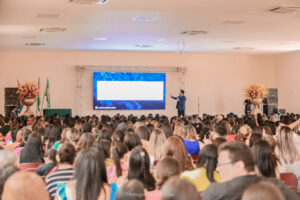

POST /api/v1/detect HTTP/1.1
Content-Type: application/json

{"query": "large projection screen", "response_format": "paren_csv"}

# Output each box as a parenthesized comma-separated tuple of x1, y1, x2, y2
(93, 72, 166, 110)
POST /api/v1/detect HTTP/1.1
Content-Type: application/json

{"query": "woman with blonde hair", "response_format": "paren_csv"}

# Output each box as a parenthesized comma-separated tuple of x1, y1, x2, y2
(182, 125, 201, 155)
(149, 128, 166, 161)
(276, 126, 300, 173)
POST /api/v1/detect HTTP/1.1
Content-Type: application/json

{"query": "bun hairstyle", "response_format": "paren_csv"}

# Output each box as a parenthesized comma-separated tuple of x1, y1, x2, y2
(112, 143, 128, 177)
(58, 143, 76, 164)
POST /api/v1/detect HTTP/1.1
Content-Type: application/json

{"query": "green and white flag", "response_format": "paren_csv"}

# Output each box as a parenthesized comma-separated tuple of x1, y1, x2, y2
(45, 78, 50, 108)
(37, 77, 41, 111)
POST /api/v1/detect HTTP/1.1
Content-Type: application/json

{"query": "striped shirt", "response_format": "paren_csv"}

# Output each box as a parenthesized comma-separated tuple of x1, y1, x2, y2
(45, 168, 74, 200)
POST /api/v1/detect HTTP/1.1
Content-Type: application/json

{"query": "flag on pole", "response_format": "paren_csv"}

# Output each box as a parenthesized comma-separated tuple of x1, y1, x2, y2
(37, 77, 41, 111)
(44, 78, 50, 108)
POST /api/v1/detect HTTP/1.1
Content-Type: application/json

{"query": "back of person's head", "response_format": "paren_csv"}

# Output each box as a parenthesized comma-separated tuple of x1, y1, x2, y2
(214, 123, 228, 137)
(149, 128, 166, 161)
(0, 164, 20, 198)
(2, 171, 49, 200)
(99, 128, 112, 142)
(161, 177, 201, 200)
(45, 149, 57, 165)
(128, 146, 156, 191)
(158, 124, 173, 138)
(0, 149, 19, 169)
(65, 127, 80, 145)
(197, 144, 218, 183)
(212, 137, 227, 147)
(124, 133, 142, 151)
(94, 139, 111, 159)
(112, 143, 129, 177)
(156, 157, 181, 189)
(116, 180, 145, 200)
(249, 133, 263, 147)
(163, 136, 194, 172)
(277, 126, 299, 164)
(57, 142, 76, 164)
(137, 126, 151, 141)
(112, 129, 125, 143)
(182, 125, 198, 140)
(75, 148, 107, 200)
(252, 126, 263, 135)
(241, 181, 284, 200)
(20, 132, 44, 163)
(219, 142, 255, 172)
(76, 132, 96, 152)
(82, 122, 92, 133)
(252, 140, 277, 177)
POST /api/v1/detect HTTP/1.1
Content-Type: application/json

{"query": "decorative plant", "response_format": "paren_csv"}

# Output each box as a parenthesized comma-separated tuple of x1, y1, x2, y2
(17, 81, 39, 100)
(245, 83, 268, 99)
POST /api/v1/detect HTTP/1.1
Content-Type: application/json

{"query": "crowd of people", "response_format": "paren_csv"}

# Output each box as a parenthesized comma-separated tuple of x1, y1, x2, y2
(0, 112, 299, 200)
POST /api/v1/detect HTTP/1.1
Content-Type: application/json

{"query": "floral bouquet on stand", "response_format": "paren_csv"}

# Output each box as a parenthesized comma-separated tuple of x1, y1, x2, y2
(17, 81, 39, 116)
(245, 83, 268, 114)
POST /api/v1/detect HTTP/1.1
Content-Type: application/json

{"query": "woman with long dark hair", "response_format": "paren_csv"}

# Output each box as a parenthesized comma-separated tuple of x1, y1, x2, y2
(55, 148, 117, 200)
(252, 140, 278, 177)
(181, 144, 220, 191)
(128, 146, 156, 191)
(19, 132, 44, 163)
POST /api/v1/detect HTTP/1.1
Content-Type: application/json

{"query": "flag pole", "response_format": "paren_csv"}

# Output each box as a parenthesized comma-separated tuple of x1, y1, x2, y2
(40, 79, 46, 116)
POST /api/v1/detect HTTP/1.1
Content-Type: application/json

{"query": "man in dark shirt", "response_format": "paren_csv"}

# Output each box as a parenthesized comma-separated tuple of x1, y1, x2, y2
(0, 117, 11, 136)
(202, 142, 298, 200)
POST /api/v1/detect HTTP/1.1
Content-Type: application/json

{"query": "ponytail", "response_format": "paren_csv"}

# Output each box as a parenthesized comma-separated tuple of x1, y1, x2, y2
(112, 143, 128, 177)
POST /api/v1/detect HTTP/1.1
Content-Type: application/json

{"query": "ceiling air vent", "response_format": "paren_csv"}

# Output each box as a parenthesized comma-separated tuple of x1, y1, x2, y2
(135, 44, 155, 48)
(234, 47, 254, 51)
(40, 28, 66, 32)
(25, 43, 46, 46)
(181, 30, 208, 35)
(69, 0, 109, 4)
(268, 6, 300, 14)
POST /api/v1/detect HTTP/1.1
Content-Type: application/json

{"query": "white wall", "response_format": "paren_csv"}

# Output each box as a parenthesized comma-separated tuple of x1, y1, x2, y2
(273, 51, 300, 113)
(0, 49, 275, 117)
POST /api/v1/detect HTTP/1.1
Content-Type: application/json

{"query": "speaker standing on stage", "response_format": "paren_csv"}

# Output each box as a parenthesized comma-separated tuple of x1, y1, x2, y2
(170, 90, 186, 117)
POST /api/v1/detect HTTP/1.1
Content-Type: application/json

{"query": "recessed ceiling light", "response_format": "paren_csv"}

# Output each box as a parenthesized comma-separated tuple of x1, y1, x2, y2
(40, 28, 66, 32)
(93, 37, 108, 41)
(68, 0, 110, 4)
(268, 5, 300, 14)
(132, 17, 157, 22)
(157, 39, 167, 42)
(135, 44, 155, 48)
(234, 47, 254, 50)
(181, 30, 208, 35)
(25, 43, 46, 46)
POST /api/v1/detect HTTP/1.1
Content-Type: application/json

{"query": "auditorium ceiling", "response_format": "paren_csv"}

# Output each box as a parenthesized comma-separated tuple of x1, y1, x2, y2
(0, 0, 300, 53)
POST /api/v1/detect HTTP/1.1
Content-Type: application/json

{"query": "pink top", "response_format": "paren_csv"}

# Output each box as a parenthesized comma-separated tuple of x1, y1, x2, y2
(5, 135, 12, 145)
(15, 146, 24, 155)
(145, 189, 161, 200)
(227, 135, 236, 142)
(107, 163, 129, 184)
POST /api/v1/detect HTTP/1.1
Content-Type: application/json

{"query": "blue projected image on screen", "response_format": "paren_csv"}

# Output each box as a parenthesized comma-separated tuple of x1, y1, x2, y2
(93, 72, 166, 110)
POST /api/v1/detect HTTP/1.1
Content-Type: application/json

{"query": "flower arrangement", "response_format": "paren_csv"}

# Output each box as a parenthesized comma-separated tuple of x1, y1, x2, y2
(17, 81, 39, 100)
(245, 83, 268, 99)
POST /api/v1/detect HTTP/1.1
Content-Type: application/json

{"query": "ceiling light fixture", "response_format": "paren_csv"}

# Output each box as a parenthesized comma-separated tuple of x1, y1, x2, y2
(25, 43, 46, 46)
(40, 28, 66, 32)
(132, 17, 157, 22)
(93, 37, 108, 41)
(181, 30, 208, 35)
(68, 0, 110, 4)
(135, 44, 155, 48)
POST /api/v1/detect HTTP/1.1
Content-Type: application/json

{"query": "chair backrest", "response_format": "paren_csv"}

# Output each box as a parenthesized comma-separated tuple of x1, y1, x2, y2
(280, 173, 298, 192)
(19, 163, 43, 172)
(190, 154, 199, 165)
